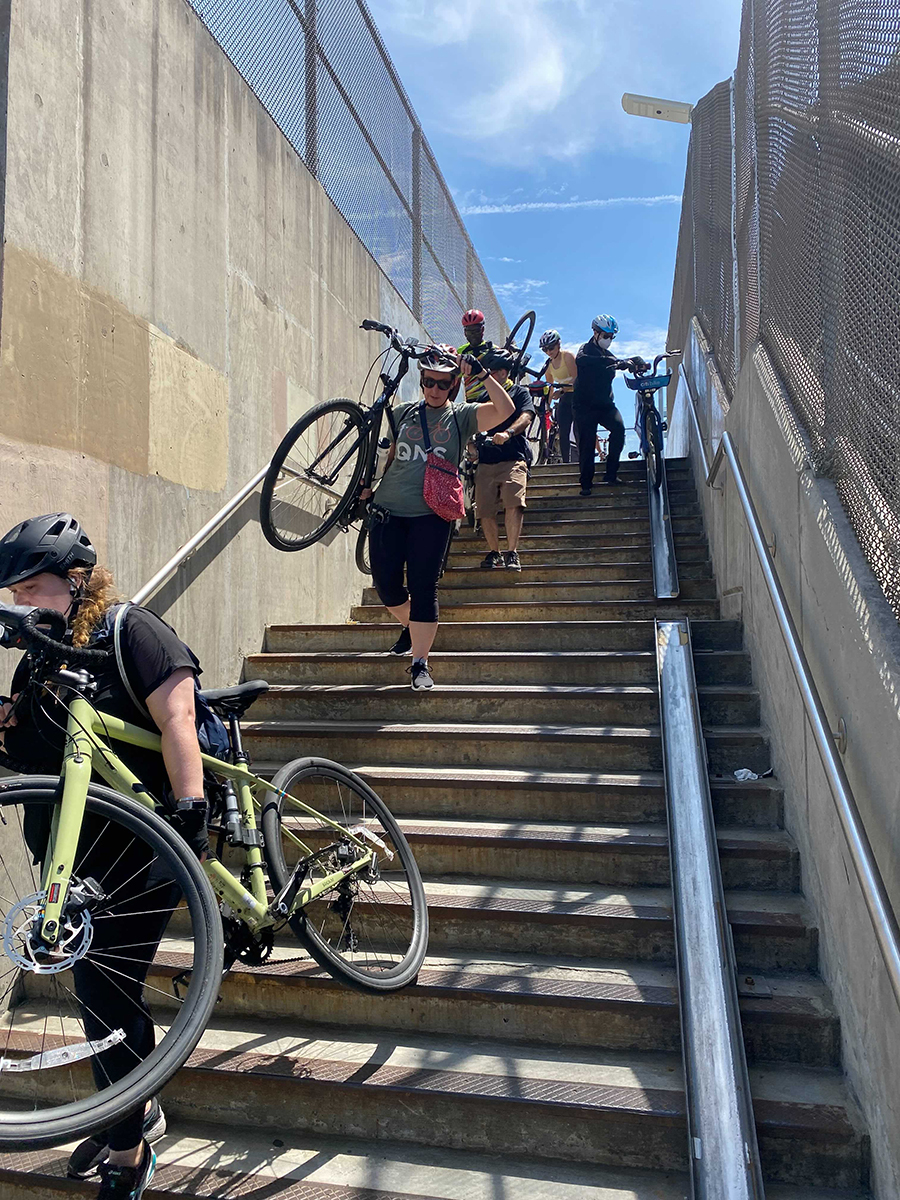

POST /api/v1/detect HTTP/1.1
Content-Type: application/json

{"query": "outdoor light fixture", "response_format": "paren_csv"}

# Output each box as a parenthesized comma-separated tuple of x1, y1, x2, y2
(622, 93, 693, 124)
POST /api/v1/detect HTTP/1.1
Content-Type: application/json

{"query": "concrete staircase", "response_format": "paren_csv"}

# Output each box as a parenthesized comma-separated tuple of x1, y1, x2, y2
(3, 459, 871, 1199)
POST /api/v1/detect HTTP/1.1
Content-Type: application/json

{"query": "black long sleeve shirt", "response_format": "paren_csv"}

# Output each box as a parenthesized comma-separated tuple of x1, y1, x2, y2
(573, 339, 630, 409)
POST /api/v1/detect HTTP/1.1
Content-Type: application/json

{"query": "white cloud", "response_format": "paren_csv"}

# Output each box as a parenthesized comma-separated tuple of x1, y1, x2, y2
(493, 278, 549, 304)
(488, 255, 523, 263)
(460, 194, 681, 216)
(369, 0, 742, 165)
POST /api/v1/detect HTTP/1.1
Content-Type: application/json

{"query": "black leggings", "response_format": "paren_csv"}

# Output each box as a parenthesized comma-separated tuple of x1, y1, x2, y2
(556, 395, 575, 464)
(574, 402, 626, 488)
(71, 820, 180, 1151)
(369, 511, 452, 624)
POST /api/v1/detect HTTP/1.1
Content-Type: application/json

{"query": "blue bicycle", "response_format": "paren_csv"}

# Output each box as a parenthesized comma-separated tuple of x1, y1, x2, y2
(625, 351, 680, 491)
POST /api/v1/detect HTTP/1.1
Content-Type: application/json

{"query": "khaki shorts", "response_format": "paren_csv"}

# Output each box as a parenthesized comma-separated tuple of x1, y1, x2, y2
(475, 460, 528, 519)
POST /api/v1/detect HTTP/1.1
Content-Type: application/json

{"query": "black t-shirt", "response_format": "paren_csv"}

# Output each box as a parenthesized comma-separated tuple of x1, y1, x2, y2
(4, 606, 200, 804)
(476, 384, 535, 464)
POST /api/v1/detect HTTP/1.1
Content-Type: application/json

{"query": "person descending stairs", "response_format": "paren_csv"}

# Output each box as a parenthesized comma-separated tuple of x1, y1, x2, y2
(4, 458, 871, 1199)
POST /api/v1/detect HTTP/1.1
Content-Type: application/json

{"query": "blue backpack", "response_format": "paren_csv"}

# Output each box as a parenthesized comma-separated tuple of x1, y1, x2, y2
(99, 603, 230, 760)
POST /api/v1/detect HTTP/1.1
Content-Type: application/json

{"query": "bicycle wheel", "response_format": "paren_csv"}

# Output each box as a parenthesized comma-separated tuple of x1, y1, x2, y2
(0, 777, 223, 1150)
(644, 409, 664, 491)
(355, 514, 372, 575)
(260, 400, 369, 552)
(262, 759, 428, 993)
(504, 310, 536, 378)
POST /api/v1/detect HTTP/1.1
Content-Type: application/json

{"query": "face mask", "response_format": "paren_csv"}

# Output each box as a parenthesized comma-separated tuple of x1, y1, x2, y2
(596, 335, 613, 350)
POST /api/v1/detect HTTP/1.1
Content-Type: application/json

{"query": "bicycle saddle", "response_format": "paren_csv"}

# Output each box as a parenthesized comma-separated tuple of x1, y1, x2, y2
(199, 679, 269, 718)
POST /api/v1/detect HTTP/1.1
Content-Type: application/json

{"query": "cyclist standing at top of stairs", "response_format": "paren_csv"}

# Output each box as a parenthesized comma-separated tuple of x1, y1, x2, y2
(541, 329, 578, 464)
(458, 308, 496, 403)
(573, 314, 647, 495)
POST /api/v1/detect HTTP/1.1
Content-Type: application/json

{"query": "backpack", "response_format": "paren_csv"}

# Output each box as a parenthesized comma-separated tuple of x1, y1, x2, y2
(97, 603, 231, 760)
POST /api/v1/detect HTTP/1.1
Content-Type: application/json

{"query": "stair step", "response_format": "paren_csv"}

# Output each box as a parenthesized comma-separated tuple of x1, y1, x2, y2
(264, 619, 743, 654)
(361, 580, 717, 606)
(441, 560, 712, 583)
(304, 764, 782, 827)
(275, 815, 794, 890)
(0, 1125, 701, 1200)
(253, 682, 759, 727)
(350, 599, 720, 623)
(1, 1019, 861, 1186)
(446, 540, 710, 565)
(240, 719, 771, 774)
(456, 514, 702, 538)
(246, 648, 752, 687)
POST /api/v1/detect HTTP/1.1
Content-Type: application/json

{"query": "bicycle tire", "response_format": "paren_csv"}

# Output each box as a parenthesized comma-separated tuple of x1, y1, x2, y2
(355, 515, 372, 575)
(0, 777, 223, 1150)
(262, 758, 428, 993)
(645, 409, 663, 491)
(504, 310, 536, 378)
(260, 400, 369, 552)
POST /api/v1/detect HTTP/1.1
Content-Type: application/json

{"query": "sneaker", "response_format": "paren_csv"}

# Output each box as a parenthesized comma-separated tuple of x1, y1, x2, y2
(409, 659, 434, 690)
(68, 1099, 166, 1181)
(480, 550, 504, 568)
(579, 488, 592, 497)
(503, 550, 521, 571)
(97, 1141, 156, 1200)
(388, 626, 412, 656)
(602, 476, 623, 486)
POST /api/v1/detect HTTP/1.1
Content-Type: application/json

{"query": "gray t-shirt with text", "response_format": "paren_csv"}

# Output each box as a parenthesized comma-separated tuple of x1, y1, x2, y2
(373, 400, 480, 518)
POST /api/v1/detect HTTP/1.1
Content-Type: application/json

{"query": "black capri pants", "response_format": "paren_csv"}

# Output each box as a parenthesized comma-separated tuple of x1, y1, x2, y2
(369, 511, 452, 623)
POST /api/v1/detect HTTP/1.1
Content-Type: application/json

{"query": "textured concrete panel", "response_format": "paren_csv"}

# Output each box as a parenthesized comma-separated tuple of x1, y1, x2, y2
(148, 329, 228, 491)
(0, 246, 150, 473)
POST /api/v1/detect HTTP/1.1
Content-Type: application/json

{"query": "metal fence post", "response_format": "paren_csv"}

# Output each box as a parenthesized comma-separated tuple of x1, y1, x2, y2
(304, 0, 318, 179)
(412, 126, 422, 323)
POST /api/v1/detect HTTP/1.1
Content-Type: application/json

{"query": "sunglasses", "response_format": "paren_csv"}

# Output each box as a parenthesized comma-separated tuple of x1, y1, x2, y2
(422, 376, 455, 391)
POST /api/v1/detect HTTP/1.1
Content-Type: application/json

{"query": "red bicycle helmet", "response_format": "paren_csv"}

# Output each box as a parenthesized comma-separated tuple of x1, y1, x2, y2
(462, 309, 485, 328)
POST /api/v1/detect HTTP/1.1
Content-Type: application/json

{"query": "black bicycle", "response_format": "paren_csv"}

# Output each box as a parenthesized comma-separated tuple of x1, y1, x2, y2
(624, 351, 681, 490)
(260, 314, 537, 572)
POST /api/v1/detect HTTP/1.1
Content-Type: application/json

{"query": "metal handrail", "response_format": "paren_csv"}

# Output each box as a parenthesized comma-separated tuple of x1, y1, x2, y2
(688, 399, 900, 1010)
(131, 466, 269, 607)
(657, 618, 764, 1198)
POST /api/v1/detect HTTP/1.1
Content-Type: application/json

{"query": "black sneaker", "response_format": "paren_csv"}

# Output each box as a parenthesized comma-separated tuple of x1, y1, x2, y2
(68, 1099, 166, 1180)
(97, 1141, 156, 1200)
(388, 626, 412, 656)
(579, 487, 592, 497)
(503, 550, 521, 571)
(480, 550, 504, 568)
(409, 659, 434, 690)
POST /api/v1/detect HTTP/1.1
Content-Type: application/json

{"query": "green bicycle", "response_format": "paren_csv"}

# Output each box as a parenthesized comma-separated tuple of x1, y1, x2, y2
(0, 602, 428, 1150)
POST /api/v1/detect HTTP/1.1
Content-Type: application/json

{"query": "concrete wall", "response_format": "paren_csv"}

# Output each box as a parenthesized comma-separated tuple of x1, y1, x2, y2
(0, 0, 431, 688)
(669, 320, 900, 1197)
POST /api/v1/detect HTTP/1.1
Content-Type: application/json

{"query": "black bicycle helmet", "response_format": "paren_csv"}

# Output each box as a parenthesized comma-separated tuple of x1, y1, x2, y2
(0, 513, 97, 589)
(479, 346, 516, 373)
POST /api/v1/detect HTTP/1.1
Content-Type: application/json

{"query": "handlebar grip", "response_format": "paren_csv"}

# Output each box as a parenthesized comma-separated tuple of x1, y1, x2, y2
(360, 319, 395, 337)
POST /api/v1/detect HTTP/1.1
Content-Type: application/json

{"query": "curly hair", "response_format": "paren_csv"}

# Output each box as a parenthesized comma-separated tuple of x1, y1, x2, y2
(68, 566, 122, 647)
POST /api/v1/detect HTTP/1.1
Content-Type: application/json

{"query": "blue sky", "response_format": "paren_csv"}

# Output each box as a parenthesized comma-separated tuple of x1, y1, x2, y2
(367, 0, 743, 377)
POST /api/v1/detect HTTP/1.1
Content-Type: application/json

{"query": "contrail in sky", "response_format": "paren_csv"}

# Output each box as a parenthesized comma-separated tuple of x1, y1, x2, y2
(459, 194, 682, 215)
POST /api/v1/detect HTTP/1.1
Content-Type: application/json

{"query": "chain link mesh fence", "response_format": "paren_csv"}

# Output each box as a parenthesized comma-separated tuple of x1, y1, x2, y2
(669, 0, 900, 621)
(187, 0, 507, 346)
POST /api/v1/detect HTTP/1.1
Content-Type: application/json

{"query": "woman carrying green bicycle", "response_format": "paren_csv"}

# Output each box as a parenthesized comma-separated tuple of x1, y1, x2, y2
(0, 513, 209, 1200)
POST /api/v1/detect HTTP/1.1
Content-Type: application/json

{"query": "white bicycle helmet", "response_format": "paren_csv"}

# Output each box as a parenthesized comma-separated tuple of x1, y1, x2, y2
(539, 329, 561, 351)
(591, 314, 618, 337)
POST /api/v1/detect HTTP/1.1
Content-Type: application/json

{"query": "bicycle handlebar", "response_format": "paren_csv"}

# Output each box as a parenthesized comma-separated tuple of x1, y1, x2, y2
(361, 319, 432, 360)
(0, 602, 111, 664)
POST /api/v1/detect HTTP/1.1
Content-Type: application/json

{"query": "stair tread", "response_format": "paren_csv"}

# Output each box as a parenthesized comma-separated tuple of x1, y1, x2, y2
(260, 682, 757, 698)
(243, 718, 764, 736)
(249, 649, 742, 662)
(0, 1125, 701, 1200)
(282, 813, 792, 855)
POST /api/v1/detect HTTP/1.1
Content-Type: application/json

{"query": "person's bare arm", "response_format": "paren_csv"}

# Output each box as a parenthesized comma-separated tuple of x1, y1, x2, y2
(474, 374, 515, 431)
(145, 668, 204, 800)
(491, 411, 532, 445)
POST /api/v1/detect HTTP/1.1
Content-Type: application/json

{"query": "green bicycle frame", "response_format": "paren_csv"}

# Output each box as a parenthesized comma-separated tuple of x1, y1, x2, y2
(37, 694, 374, 945)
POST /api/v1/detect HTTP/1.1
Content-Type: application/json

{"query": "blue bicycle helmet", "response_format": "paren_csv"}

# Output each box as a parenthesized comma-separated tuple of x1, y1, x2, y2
(591, 314, 618, 337)
(539, 329, 561, 351)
